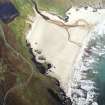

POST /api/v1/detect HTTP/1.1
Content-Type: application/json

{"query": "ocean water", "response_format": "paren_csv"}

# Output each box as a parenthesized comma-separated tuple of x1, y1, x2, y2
(69, 22, 105, 105)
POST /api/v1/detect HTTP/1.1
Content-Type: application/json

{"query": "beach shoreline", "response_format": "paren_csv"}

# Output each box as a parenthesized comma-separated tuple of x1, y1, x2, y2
(26, 7, 93, 93)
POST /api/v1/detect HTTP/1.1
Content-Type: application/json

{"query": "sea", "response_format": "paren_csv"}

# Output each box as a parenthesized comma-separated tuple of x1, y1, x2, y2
(68, 21, 105, 105)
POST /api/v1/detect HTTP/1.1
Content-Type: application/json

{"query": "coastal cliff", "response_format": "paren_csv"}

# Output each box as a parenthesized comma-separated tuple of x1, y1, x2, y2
(1, 0, 105, 105)
(0, 0, 72, 105)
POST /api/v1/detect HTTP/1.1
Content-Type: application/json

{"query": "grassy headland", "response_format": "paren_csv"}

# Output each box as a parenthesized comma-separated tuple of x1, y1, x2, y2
(0, 0, 72, 105)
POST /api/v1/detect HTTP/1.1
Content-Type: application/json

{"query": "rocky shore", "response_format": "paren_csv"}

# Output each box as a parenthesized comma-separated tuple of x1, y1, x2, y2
(26, 41, 72, 105)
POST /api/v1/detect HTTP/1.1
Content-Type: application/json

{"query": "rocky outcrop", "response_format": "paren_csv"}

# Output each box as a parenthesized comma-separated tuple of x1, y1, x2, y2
(26, 42, 72, 105)
(0, 1, 73, 105)
(0, 22, 72, 105)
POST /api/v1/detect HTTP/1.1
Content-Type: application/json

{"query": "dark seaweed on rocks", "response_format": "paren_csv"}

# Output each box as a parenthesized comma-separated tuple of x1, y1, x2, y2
(26, 42, 52, 74)
(48, 88, 72, 105)
(26, 42, 72, 105)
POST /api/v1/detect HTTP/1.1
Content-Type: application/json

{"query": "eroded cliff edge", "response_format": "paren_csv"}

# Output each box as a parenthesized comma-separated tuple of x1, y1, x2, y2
(0, 0, 72, 105)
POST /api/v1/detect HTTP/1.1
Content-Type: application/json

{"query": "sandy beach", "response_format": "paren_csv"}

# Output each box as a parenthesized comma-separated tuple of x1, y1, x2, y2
(26, 6, 105, 93)
(26, 10, 91, 92)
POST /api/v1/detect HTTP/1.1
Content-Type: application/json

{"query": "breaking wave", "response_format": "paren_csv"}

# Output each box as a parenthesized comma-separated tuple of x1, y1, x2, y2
(68, 21, 105, 105)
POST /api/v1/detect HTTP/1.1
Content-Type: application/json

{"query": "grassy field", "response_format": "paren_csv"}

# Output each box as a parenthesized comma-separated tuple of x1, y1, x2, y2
(1, 0, 105, 105)
(0, 0, 67, 105)
(36, 0, 72, 15)
(36, 0, 105, 15)
(8, 0, 34, 61)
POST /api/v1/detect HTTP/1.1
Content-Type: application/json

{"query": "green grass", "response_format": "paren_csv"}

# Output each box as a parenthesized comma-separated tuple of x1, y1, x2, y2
(0, 1, 69, 104)
(36, 0, 72, 16)
(9, 0, 34, 60)
(9, 0, 72, 59)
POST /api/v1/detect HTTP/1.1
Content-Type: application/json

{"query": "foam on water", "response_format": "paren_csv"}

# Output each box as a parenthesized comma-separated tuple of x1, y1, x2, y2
(67, 21, 105, 105)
